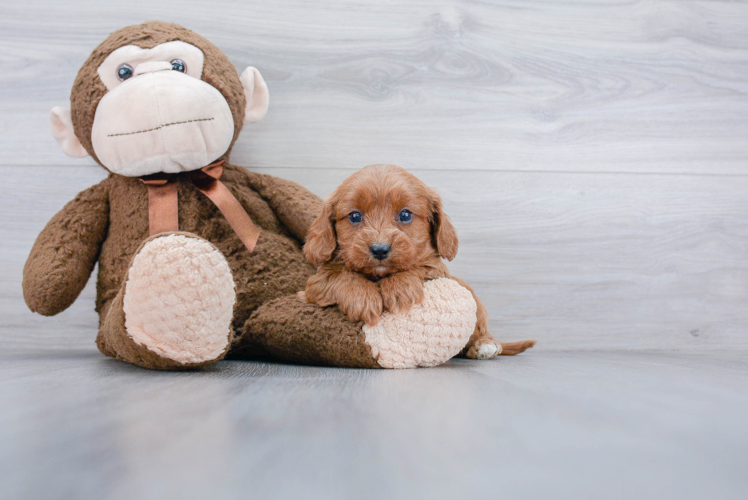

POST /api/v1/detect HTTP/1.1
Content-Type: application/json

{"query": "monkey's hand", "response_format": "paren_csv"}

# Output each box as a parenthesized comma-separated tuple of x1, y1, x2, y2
(23, 181, 110, 316)
(379, 271, 426, 315)
(304, 267, 383, 325)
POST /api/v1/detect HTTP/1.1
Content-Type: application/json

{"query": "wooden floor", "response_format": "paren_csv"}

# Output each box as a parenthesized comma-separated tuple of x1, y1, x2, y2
(1, 350, 747, 500)
(2, 1, 748, 498)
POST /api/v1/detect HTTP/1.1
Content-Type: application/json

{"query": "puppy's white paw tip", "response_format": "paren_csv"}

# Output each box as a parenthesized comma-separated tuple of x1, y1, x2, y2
(477, 343, 500, 360)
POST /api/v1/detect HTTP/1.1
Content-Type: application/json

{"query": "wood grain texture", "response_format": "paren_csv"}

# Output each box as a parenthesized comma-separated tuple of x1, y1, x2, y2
(1, 351, 747, 500)
(3, 165, 747, 351)
(0, 0, 747, 173)
(1, 0, 748, 352)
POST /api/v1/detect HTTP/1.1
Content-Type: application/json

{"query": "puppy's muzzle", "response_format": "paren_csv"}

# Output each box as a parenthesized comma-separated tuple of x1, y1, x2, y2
(369, 243, 391, 261)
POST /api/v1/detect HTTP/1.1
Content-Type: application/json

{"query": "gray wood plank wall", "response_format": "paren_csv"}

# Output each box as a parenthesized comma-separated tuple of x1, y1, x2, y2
(1, 0, 747, 351)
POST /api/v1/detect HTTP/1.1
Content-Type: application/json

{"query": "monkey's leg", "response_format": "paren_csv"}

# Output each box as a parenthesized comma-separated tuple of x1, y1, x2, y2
(231, 278, 477, 369)
(96, 232, 235, 370)
(230, 293, 379, 368)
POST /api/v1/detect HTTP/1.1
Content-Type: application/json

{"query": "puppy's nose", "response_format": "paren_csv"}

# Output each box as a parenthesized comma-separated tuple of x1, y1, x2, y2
(370, 243, 391, 261)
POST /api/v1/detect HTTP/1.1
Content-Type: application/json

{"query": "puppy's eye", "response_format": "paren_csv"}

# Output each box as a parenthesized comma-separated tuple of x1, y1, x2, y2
(348, 211, 363, 224)
(117, 64, 134, 81)
(170, 59, 186, 72)
(398, 209, 413, 223)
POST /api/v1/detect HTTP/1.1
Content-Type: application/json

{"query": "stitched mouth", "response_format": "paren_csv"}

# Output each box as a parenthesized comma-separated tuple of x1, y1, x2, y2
(108, 117, 215, 137)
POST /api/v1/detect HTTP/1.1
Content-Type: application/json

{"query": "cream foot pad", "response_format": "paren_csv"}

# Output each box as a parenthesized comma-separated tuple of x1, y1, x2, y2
(123, 234, 235, 364)
(363, 278, 477, 368)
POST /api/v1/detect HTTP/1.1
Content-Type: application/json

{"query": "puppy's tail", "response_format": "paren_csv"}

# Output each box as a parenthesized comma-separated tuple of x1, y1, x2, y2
(499, 340, 537, 355)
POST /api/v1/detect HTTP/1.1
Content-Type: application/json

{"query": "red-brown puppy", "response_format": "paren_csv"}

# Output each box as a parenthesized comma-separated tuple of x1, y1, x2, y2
(302, 164, 535, 359)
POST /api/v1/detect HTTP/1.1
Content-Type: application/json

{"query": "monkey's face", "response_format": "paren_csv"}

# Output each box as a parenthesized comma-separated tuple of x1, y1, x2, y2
(51, 22, 269, 177)
(91, 41, 234, 176)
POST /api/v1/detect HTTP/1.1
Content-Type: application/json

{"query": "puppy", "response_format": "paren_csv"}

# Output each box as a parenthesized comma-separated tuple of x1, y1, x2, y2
(301, 164, 535, 359)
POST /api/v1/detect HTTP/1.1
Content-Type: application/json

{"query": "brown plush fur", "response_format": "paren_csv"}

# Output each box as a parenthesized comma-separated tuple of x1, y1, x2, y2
(234, 294, 381, 368)
(302, 164, 536, 358)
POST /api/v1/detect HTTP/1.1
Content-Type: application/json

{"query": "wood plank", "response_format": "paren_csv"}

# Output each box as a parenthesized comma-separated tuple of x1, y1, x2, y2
(2, 351, 747, 499)
(3, 165, 747, 351)
(1, 1, 747, 174)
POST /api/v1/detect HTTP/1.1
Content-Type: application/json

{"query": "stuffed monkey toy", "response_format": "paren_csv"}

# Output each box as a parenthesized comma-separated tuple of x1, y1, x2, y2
(24, 21, 496, 370)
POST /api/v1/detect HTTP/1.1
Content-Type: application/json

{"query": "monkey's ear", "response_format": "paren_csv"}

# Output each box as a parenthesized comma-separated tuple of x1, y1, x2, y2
(240, 67, 270, 123)
(429, 190, 459, 261)
(50, 107, 88, 158)
(303, 201, 337, 266)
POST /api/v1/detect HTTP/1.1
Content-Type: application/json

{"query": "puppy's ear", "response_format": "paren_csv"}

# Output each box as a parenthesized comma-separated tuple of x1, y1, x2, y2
(304, 201, 337, 266)
(429, 190, 458, 261)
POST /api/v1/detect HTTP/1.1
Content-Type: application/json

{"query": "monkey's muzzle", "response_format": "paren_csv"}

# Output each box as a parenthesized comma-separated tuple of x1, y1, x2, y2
(91, 69, 235, 177)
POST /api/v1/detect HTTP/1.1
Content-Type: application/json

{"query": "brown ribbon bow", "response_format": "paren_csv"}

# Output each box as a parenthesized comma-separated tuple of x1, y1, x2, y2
(140, 160, 259, 252)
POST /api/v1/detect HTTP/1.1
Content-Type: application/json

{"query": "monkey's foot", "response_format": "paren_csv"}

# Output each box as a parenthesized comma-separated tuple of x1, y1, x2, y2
(122, 233, 235, 365)
(363, 278, 477, 368)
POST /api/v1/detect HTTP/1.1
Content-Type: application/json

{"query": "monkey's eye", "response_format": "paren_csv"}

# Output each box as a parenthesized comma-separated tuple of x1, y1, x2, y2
(170, 59, 186, 73)
(398, 209, 413, 223)
(117, 64, 134, 81)
(348, 211, 363, 224)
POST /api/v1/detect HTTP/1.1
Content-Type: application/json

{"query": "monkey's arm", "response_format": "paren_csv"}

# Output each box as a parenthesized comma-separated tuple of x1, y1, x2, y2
(240, 169, 323, 243)
(23, 182, 110, 316)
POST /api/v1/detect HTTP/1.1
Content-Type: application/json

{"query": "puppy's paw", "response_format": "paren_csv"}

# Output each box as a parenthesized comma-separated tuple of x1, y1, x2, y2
(465, 339, 502, 360)
(338, 282, 383, 326)
(297, 291, 306, 302)
(380, 273, 425, 314)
